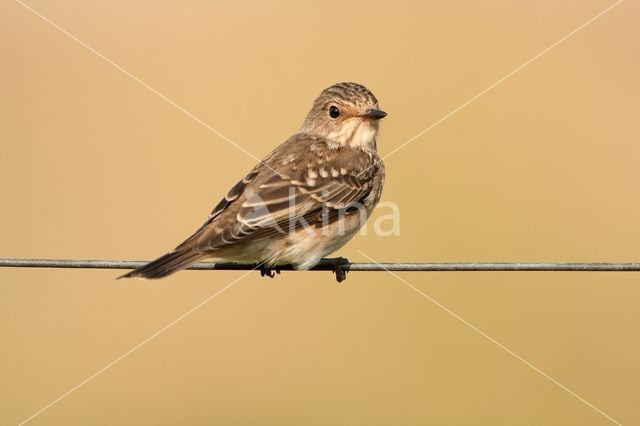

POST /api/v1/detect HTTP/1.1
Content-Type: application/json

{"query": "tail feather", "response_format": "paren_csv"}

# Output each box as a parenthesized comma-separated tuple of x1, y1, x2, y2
(118, 249, 205, 279)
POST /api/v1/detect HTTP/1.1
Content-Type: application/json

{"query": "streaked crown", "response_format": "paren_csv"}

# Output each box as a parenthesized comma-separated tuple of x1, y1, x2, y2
(314, 82, 379, 111)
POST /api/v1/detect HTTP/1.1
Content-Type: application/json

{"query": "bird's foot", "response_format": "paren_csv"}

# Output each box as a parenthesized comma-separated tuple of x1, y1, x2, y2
(325, 257, 350, 283)
(260, 266, 281, 279)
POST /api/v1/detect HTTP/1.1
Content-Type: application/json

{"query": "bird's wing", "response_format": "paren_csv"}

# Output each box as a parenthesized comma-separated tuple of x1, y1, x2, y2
(176, 134, 381, 252)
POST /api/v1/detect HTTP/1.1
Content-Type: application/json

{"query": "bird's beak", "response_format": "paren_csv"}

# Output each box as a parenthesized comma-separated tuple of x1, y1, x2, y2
(363, 108, 387, 120)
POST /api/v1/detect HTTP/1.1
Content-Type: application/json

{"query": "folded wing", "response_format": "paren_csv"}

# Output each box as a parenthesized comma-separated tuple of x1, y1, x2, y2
(178, 134, 382, 253)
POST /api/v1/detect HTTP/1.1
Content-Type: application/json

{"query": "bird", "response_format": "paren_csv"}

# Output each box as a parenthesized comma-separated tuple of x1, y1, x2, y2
(119, 82, 386, 282)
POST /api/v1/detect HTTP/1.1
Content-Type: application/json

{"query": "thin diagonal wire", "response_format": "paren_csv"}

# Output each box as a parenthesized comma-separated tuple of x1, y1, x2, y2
(17, 260, 267, 426)
(2, 258, 640, 272)
(368, 0, 624, 174)
(357, 249, 623, 426)
(14, 0, 279, 174)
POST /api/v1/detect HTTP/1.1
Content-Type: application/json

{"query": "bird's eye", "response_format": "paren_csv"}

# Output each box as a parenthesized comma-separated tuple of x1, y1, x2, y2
(329, 105, 341, 119)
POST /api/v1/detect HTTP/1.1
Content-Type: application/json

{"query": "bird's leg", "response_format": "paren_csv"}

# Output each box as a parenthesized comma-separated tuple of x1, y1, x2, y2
(260, 267, 274, 278)
(325, 257, 350, 283)
(260, 266, 281, 279)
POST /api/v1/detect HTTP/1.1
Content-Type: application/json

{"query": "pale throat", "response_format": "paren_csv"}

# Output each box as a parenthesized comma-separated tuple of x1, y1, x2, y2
(325, 119, 378, 151)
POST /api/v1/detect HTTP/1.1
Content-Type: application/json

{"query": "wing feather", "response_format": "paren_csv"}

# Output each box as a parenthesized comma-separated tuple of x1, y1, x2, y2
(177, 134, 383, 252)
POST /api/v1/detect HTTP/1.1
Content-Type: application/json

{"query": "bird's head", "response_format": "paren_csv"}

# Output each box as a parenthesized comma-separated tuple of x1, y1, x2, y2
(300, 82, 386, 152)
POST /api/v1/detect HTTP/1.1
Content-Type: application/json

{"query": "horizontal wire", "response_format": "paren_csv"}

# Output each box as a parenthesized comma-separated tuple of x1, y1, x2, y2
(1, 258, 640, 272)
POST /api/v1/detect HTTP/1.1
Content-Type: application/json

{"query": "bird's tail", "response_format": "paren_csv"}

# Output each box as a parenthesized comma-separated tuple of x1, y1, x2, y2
(117, 248, 205, 280)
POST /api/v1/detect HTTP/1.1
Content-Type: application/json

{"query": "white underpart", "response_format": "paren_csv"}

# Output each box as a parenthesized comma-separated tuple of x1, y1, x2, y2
(267, 215, 364, 270)
(326, 118, 377, 150)
(214, 216, 364, 271)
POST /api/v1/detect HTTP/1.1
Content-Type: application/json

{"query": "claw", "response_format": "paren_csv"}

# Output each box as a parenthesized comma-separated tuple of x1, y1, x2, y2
(259, 260, 348, 283)
(260, 267, 275, 278)
(326, 257, 350, 283)
(260, 267, 281, 279)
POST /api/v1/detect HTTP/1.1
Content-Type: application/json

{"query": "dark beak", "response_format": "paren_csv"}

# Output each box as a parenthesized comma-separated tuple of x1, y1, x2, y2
(364, 108, 387, 120)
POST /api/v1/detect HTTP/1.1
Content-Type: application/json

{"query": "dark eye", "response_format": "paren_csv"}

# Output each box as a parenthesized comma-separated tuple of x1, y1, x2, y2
(329, 105, 340, 119)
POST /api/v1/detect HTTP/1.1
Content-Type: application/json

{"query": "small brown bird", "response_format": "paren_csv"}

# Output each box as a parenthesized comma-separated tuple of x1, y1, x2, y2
(119, 82, 386, 282)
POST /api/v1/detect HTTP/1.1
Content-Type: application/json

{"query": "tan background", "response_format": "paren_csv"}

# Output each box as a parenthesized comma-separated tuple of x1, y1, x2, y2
(1, 1, 639, 424)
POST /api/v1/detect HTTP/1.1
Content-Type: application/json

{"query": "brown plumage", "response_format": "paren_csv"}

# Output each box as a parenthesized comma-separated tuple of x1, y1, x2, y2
(119, 82, 386, 280)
